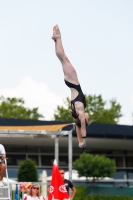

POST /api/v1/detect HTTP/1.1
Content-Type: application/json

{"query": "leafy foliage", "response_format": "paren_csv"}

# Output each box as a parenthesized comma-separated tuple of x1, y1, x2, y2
(54, 97, 73, 121)
(54, 95, 122, 124)
(85, 95, 122, 124)
(75, 186, 87, 200)
(0, 96, 43, 119)
(18, 159, 38, 182)
(73, 152, 116, 183)
(75, 186, 133, 200)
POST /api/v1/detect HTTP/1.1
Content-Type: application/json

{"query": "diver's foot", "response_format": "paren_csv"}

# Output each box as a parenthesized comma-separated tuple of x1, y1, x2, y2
(79, 139, 87, 148)
(79, 137, 87, 148)
(51, 25, 61, 41)
(79, 142, 87, 148)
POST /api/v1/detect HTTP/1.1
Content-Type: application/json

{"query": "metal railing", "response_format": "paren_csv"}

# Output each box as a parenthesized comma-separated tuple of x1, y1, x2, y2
(0, 159, 11, 200)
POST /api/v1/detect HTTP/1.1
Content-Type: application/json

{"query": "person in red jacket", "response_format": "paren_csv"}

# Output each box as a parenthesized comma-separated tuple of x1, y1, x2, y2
(24, 183, 45, 200)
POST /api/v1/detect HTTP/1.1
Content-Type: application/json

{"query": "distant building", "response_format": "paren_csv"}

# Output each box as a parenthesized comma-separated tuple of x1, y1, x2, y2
(0, 118, 133, 187)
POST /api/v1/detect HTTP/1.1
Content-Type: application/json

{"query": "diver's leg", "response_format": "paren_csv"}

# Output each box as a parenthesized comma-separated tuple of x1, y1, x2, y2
(52, 25, 79, 84)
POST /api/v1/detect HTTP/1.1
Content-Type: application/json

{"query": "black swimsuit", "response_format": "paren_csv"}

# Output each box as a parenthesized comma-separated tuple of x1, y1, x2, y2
(65, 79, 86, 111)
(65, 80, 87, 128)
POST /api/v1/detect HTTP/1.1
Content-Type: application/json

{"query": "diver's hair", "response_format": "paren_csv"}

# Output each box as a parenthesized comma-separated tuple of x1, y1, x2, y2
(70, 109, 78, 119)
(70, 109, 93, 126)
(74, 117, 93, 127)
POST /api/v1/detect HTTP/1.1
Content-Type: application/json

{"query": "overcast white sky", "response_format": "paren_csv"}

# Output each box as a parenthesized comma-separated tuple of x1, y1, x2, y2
(0, 0, 133, 124)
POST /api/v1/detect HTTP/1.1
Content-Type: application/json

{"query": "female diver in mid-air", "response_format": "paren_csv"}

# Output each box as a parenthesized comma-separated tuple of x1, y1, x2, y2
(52, 25, 91, 148)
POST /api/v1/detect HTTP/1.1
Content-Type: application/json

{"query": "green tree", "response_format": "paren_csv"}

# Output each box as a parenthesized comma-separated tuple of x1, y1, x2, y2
(73, 152, 116, 184)
(53, 95, 122, 124)
(54, 97, 73, 121)
(0, 96, 43, 119)
(18, 159, 38, 182)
